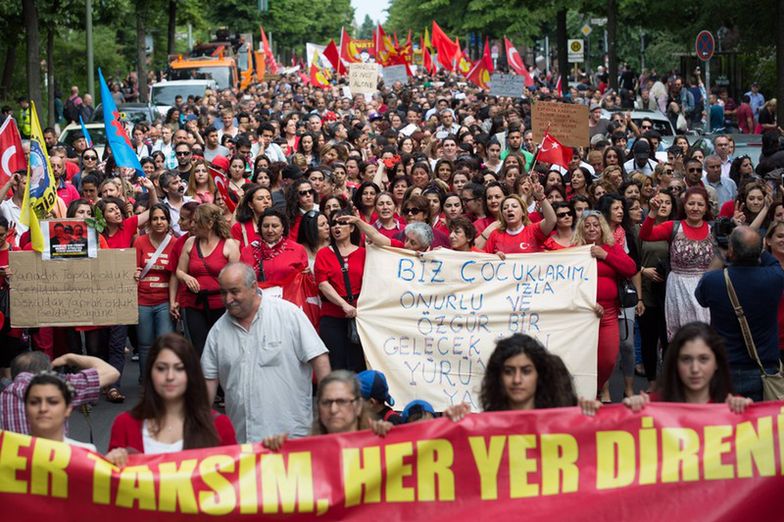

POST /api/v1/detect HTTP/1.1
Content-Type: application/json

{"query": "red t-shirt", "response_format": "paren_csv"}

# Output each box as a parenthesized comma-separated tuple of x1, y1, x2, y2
(639, 217, 710, 242)
(473, 216, 496, 235)
(134, 234, 176, 307)
(65, 162, 80, 181)
(104, 215, 139, 249)
(485, 223, 547, 254)
(314, 246, 366, 318)
(231, 221, 259, 249)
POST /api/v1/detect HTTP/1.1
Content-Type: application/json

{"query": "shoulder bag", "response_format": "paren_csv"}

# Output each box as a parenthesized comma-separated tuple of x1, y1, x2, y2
(331, 244, 361, 345)
(724, 269, 784, 400)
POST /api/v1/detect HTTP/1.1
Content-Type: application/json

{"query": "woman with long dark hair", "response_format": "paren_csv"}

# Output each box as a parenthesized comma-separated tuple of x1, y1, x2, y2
(133, 203, 176, 377)
(285, 177, 319, 241)
(106, 333, 236, 464)
(231, 184, 273, 248)
(298, 210, 331, 271)
(314, 209, 366, 372)
(618, 323, 751, 413)
(444, 334, 579, 420)
(637, 189, 679, 388)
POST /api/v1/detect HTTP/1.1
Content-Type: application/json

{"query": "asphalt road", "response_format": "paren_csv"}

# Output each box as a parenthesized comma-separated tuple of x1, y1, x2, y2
(68, 352, 647, 454)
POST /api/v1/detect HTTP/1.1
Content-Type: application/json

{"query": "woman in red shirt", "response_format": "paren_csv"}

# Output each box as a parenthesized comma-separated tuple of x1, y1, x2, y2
(134, 203, 176, 380)
(544, 202, 577, 250)
(231, 184, 272, 248)
(371, 192, 404, 240)
(106, 333, 235, 465)
(573, 210, 637, 390)
(176, 204, 240, 356)
(484, 190, 556, 255)
(314, 209, 367, 373)
(0, 217, 24, 375)
(98, 176, 157, 249)
(240, 208, 308, 286)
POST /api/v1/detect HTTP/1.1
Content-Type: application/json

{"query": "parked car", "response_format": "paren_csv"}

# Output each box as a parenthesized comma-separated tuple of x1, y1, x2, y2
(688, 133, 763, 165)
(601, 109, 677, 147)
(150, 79, 217, 117)
(90, 103, 157, 133)
(58, 122, 106, 158)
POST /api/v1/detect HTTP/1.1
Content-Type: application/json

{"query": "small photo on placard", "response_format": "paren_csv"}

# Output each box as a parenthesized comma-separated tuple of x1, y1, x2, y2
(42, 219, 98, 260)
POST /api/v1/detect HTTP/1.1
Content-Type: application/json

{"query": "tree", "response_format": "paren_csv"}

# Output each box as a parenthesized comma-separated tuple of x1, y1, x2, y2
(358, 14, 374, 39)
(136, 0, 150, 103)
(21, 0, 42, 110)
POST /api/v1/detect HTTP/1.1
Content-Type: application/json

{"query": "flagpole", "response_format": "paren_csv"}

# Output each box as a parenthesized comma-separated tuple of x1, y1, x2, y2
(529, 122, 551, 176)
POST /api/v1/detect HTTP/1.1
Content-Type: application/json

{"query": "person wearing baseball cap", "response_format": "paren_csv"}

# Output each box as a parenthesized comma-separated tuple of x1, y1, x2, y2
(402, 400, 436, 423)
(356, 370, 404, 424)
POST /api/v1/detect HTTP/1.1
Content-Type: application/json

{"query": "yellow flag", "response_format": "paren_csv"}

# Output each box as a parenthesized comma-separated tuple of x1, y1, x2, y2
(19, 101, 57, 252)
(424, 27, 431, 51)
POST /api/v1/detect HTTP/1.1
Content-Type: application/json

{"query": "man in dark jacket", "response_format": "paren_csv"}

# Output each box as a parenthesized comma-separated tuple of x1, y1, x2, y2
(695, 226, 784, 400)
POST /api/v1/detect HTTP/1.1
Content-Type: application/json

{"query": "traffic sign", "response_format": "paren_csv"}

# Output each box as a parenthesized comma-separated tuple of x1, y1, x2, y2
(695, 30, 715, 62)
(581, 24, 592, 37)
(568, 39, 584, 63)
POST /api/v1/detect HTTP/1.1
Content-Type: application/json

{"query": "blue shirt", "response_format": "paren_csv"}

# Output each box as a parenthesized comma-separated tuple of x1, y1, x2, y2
(702, 175, 737, 207)
(695, 251, 784, 371)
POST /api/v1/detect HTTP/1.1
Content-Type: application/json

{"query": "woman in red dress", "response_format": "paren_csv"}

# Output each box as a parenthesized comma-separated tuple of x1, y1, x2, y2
(573, 211, 637, 390)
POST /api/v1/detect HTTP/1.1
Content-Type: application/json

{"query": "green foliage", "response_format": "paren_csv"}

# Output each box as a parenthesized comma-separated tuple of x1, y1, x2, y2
(358, 14, 375, 39)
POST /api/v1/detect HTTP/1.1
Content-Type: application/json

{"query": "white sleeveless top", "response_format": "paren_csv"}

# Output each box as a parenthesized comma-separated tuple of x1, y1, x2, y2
(142, 422, 183, 454)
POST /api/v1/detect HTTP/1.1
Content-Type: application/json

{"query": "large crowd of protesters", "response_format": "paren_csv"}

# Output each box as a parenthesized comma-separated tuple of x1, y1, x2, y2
(1, 61, 783, 461)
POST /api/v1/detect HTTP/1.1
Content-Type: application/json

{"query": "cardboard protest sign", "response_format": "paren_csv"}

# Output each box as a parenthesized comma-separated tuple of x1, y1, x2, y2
(348, 63, 379, 95)
(532, 101, 590, 148)
(9, 249, 138, 327)
(489, 73, 525, 98)
(382, 65, 408, 85)
(357, 245, 599, 410)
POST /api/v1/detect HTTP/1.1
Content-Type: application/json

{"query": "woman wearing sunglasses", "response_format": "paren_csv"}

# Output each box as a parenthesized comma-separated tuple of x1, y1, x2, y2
(285, 178, 319, 242)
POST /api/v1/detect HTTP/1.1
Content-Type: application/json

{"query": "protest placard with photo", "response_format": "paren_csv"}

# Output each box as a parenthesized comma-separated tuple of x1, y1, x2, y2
(41, 219, 98, 260)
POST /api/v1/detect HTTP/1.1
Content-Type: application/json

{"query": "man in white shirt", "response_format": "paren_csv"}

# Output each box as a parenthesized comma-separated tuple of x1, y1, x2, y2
(202, 263, 331, 443)
(0, 172, 27, 246)
(258, 122, 287, 162)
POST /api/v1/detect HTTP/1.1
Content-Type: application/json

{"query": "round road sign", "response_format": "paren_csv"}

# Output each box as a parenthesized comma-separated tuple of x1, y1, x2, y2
(695, 30, 715, 62)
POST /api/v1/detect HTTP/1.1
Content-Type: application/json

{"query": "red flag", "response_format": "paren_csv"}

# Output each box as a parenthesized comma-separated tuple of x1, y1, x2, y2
(536, 132, 573, 169)
(455, 40, 471, 76)
(431, 21, 458, 71)
(259, 25, 278, 74)
(208, 165, 237, 213)
(467, 39, 493, 89)
(0, 117, 26, 188)
(421, 35, 436, 75)
(555, 75, 563, 97)
(483, 37, 494, 74)
(323, 39, 346, 74)
(309, 62, 331, 88)
(340, 27, 361, 64)
(374, 24, 395, 66)
(504, 37, 533, 86)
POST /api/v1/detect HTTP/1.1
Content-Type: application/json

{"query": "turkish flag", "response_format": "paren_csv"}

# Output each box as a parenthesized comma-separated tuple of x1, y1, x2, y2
(208, 165, 237, 213)
(505, 37, 533, 86)
(537, 132, 573, 169)
(0, 117, 27, 187)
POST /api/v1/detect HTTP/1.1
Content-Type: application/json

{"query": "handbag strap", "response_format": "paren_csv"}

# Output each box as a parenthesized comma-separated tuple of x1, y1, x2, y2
(139, 234, 172, 279)
(723, 269, 766, 373)
(331, 243, 354, 304)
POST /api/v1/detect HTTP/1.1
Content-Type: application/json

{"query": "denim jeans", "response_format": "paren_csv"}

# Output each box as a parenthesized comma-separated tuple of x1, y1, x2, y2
(730, 367, 767, 402)
(137, 303, 174, 381)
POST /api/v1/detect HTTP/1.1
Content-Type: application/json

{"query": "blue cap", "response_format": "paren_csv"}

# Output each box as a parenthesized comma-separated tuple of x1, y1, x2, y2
(402, 400, 435, 422)
(356, 370, 394, 406)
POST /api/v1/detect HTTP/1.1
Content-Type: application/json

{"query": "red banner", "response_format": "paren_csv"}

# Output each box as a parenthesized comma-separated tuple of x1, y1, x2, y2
(2, 402, 783, 521)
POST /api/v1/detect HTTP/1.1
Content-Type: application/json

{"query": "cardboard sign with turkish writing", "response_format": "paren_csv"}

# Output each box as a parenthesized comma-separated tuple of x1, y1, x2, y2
(356, 245, 598, 410)
(348, 63, 379, 95)
(532, 101, 590, 148)
(2, 402, 783, 520)
(9, 249, 138, 327)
